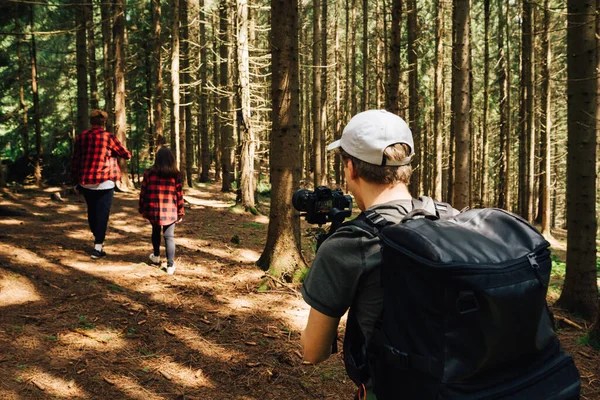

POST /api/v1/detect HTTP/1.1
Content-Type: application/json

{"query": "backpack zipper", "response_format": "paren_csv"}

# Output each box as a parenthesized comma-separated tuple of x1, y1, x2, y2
(527, 253, 546, 288)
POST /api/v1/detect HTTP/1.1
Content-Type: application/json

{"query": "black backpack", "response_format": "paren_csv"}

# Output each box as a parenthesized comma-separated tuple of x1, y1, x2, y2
(345, 198, 581, 400)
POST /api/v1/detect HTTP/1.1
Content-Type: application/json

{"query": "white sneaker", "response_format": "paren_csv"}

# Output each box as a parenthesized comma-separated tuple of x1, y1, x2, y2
(149, 253, 161, 264)
(166, 266, 176, 275)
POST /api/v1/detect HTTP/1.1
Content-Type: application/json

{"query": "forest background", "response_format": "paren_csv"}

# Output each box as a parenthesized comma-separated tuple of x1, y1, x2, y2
(0, 0, 599, 386)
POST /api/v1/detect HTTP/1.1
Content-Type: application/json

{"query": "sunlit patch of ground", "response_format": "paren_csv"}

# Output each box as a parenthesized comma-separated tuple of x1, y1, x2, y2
(17, 369, 89, 398)
(141, 357, 214, 389)
(102, 373, 169, 400)
(0, 270, 41, 307)
(0, 243, 70, 276)
(57, 329, 128, 351)
(0, 218, 24, 225)
(166, 325, 245, 364)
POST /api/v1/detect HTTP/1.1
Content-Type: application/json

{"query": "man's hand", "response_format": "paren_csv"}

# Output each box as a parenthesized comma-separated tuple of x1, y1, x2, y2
(301, 308, 340, 364)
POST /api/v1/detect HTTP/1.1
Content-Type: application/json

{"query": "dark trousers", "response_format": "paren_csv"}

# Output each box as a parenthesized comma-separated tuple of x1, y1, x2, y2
(81, 187, 114, 245)
(152, 223, 175, 267)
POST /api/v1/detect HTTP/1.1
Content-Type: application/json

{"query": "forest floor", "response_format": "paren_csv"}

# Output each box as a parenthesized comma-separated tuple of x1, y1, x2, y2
(0, 181, 598, 400)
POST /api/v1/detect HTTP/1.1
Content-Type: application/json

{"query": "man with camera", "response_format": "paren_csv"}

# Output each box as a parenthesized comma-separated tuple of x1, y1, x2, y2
(300, 110, 420, 399)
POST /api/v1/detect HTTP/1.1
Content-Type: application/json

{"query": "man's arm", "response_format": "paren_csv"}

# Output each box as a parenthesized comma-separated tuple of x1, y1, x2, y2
(109, 135, 132, 159)
(301, 307, 340, 364)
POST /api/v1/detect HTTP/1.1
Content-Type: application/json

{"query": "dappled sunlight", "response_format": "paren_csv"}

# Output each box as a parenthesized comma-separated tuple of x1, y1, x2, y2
(237, 248, 261, 263)
(0, 270, 41, 307)
(66, 229, 94, 242)
(104, 375, 171, 400)
(0, 218, 24, 225)
(0, 243, 70, 276)
(55, 204, 84, 213)
(109, 217, 146, 234)
(141, 357, 214, 389)
(184, 196, 233, 209)
(168, 325, 245, 365)
(56, 329, 128, 352)
(18, 369, 88, 398)
(252, 214, 269, 224)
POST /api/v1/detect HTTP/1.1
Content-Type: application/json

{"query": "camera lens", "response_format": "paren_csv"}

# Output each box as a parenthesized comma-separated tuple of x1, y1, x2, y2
(292, 189, 311, 211)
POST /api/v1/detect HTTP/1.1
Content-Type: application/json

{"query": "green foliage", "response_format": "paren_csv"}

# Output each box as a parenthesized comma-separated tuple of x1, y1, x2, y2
(551, 254, 566, 277)
(77, 316, 95, 330)
(256, 181, 271, 196)
(44, 335, 58, 341)
(107, 284, 125, 293)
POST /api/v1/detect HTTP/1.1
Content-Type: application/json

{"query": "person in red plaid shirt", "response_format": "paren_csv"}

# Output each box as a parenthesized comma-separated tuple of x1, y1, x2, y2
(72, 110, 132, 259)
(139, 147, 184, 275)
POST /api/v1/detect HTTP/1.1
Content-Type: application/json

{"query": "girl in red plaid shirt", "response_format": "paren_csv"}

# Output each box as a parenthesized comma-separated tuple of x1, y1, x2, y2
(139, 147, 184, 275)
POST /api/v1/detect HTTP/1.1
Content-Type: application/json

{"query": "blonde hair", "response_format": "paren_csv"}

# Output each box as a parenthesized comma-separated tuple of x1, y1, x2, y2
(340, 143, 412, 185)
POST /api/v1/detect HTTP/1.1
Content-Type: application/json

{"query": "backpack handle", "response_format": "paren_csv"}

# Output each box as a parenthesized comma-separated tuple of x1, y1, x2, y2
(401, 209, 439, 223)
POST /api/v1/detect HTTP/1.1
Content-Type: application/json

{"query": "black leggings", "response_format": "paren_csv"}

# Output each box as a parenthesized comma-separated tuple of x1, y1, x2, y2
(81, 187, 114, 244)
(152, 223, 175, 267)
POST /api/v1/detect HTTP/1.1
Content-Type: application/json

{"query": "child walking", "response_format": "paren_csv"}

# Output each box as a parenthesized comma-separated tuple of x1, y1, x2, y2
(139, 147, 184, 275)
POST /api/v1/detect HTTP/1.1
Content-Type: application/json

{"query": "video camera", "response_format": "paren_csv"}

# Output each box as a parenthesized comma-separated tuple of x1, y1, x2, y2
(292, 186, 353, 225)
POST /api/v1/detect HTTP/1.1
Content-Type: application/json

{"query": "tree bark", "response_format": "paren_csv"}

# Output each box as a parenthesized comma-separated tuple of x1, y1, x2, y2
(237, 0, 256, 211)
(75, 0, 89, 134)
(16, 16, 29, 158)
(199, 0, 210, 182)
(312, 0, 323, 188)
(257, 0, 306, 281)
(361, 0, 368, 109)
(219, 0, 235, 191)
(152, 0, 164, 152)
(182, 0, 192, 187)
(433, 0, 444, 201)
(387, 0, 401, 114)
(497, 0, 508, 209)
(30, 5, 42, 186)
(113, 0, 132, 190)
(407, 0, 419, 195)
(101, 1, 114, 131)
(556, 0, 598, 320)
(85, 1, 99, 110)
(451, 0, 471, 210)
(171, 0, 181, 168)
(480, 0, 490, 207)
(540, 0, 552, 237)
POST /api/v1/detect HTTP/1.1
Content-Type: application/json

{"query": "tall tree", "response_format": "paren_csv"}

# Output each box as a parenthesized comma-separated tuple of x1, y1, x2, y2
(15, 16, 29, 158)
(312, 0, 323, 187)
(199, 0, 210, 182)
(171, 0, 181, 164)
(387, 0, 401, 114)
(539, 0, 552, 236)
(319, 0, 327, 184)
(451, 0, 471, 209)
(75, 0, 89, 134)
(407, 0, 419, 194)
(113, 0, 132, 189)
(480, 0, 490, 207)
(496, 0, 509, 209)
(237, 0, 256, 211)
(100, 0, 114, 131)
(361, 0, 368, 109)
(257, 0, 306, 280)
(433, 0, 444, 200)
(519, 0, 534, 220)
(556, 0, 598, 320)
(152, 0, 164, 150)
(30, 5, 42, 186)
(85, 1, 99, 110)
(181, 0, 192, 187)
(219, 0, 234, 191)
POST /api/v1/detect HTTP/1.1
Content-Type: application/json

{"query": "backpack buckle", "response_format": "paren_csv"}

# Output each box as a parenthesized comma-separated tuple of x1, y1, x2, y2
(386, 346, 409, 369)
(457, 291, 479, 314)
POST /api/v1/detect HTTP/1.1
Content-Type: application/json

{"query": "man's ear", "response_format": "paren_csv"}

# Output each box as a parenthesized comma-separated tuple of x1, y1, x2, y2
(345, 159, 358, 180)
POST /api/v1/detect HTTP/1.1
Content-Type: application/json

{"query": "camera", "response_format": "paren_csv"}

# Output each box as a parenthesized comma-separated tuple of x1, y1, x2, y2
(292, 186, 353, 225)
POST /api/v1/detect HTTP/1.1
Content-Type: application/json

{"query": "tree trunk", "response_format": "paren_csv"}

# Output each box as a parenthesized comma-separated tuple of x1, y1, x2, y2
(182, 0, 192, 187)
(480, 0, 490, 207)
(237, 0, 256, 212)
(101, 1, 114, 131)
(451, 0, 471, 210)
(113, 0, 132, 190)
(497, 0, 508, 209)
(556, 0, 598, 320)
(334, 0, 342, 185)
(320, 0, 327, 184)
(213, 11, 221, 182)
(361, 0, 368, 109)
(16, 16, 29, 158)
(171, 0, 181, 168)
(75, 0, 89, 134)
(407, 0, 419, 195)
(257, 0, 306, 281)
(199, 0, 210, 182)
(387, 0, 401, 114)
(219, 0, 234, 191)
(540, 0, 552, 237)
(86, 1, 99, 110)
(433, 0, 444, 200)
(152, 0, 164, 151)
(30, 5, 42, 186)
(313, 0, 323, 188)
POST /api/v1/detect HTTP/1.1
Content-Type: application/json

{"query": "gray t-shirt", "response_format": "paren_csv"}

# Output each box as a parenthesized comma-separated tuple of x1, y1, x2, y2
(301, 199, 413, 344)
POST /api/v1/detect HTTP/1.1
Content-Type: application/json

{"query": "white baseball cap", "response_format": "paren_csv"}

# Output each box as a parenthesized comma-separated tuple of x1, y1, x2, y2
(326, 110, 414, 166)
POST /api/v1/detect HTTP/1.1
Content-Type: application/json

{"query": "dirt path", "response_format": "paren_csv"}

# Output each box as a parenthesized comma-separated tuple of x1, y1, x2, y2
(0, 184, 598, 399)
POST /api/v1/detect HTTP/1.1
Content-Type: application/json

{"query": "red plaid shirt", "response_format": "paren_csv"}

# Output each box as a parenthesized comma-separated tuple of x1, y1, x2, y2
(139, 169, 184, 226)
(71, 126, 132, 185)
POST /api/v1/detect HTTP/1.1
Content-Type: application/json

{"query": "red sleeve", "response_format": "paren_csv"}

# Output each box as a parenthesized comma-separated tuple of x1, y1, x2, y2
(176, 174, 184, 216)
(109, 134, 132, 160)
